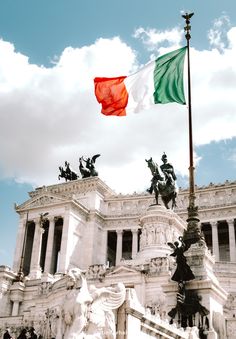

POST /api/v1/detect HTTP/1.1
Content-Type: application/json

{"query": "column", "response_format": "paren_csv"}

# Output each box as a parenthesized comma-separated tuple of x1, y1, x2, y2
(12, 214, 27, 272)
(116, 230, 123, 265)
(44, 217, 55, 274)
(12, 301, 20, 316)
(228, 219, 236, 262)
(211, 221, 219, 261)
(131, 229, 138, 259)
(29, 218, 44, 278)
(58, 212, 70, 273)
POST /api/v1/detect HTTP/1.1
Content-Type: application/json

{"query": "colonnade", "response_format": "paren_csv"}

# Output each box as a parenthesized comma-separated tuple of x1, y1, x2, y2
(113, 220, 236, 265)
(18, 216, 236, 279)
(21, 216, 64, 278)
(115, 229, 139, 265)
(202, 219, 236, 262)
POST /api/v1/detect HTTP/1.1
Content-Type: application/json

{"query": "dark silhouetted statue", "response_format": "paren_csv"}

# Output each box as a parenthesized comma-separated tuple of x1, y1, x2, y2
(168, 236, 195, 283)
(146, 153, 177, 209)
(79, 154, 100, 178)
(58, 161, 78, 182)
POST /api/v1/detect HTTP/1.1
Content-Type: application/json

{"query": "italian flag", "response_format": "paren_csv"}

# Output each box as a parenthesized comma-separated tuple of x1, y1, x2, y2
(94, 46, 187, 116)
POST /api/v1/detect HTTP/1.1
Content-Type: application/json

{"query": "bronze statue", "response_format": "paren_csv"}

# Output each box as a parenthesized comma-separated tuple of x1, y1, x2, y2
(79, 157, 91, 178)
(58, 155, 100, 182)
(168, 282, 209, 330)
(58, 161, 78, 182)
(79, 154, 100, 178)
(160, 152, 177, 181)
(168, 237, 195, 283)
(146, 153, 177, 209)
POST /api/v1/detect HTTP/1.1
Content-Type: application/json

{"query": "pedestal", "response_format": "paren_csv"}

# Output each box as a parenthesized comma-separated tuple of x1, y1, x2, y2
(10, 281, 25, 316)
(163, 239, 228, 337)
(137, 205, 186, 259)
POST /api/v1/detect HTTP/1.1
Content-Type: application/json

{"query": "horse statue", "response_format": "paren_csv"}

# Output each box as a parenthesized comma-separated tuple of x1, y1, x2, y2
(58, 161, 78, 182)
(58, 166, 68, 181)
(79, 157, 91, 178)
(146, 154, 177, 209)
(79, 154, 100, 178)
(65, 161, 78, 180)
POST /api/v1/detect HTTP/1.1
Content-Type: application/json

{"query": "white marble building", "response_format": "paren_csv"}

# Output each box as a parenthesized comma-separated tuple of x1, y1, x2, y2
(0, 176, 236, 338)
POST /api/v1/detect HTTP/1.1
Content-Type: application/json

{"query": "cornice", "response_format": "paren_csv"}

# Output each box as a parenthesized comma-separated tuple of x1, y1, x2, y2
(14, 178, 236, 219)
(29, 177, 115, 199)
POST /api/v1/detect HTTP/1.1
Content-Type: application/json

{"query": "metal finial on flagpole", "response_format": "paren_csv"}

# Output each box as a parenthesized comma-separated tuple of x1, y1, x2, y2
(181, 13, 203, 249)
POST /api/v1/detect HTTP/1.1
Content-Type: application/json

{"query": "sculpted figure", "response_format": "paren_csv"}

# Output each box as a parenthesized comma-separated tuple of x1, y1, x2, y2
(59, 268, 125, 339)
(168, 283, 209, 331)
(140, 227, 147, 249)
(168, 237, 195, 283)
(58, 161, 78, 181)
(60, 268, 92, 339)
(160, 153, 177, 182)
(145, 154, 177, 209)
(79, 154, 100, 178)
(86, 283, 126, 338)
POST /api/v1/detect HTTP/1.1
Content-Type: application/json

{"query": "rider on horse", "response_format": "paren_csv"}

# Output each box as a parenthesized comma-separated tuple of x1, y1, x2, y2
(160, 153, 176, 183)
(146, 153, 178, 209)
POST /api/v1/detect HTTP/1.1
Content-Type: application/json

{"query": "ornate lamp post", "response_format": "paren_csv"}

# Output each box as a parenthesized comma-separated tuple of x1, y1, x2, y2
(181, 12, 203, 249)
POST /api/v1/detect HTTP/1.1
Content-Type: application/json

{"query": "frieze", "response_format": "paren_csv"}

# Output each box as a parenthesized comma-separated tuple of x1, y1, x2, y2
(198, 207, 236, 222)
(176, 182, 236, 211)
(224, 293, 236, 317)
(86, 264, 107, 281)
(105, 219, 139, 229)
(28, 179, 236, 208)
(140, 216, 171, 225)
(0, 287, 9, 297)
(226, 319, 236, 338)
(148, 257, 170, 275)
(38, 281, 52, 296)
(145, 293, 167, 319)
(105, 197, 152, 216)
(140, 224, 180, 249)
(29, 177, 115, 199)
(15, 194, 68, 211)
(30, 195, 66, 207)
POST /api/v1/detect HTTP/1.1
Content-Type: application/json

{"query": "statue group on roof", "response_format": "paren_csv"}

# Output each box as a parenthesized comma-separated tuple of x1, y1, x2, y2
(58, 154, 100, 182)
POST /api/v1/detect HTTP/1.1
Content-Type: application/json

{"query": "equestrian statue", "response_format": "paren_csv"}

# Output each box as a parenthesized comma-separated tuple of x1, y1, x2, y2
(146, 153, 178, 209)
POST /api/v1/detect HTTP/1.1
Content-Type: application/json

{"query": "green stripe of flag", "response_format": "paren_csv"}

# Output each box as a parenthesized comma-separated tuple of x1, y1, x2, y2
(153, 46, 187, 105)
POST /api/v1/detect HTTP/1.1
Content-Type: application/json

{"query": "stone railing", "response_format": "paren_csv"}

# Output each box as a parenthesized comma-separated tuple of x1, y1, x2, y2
(118, 288, 198, 339)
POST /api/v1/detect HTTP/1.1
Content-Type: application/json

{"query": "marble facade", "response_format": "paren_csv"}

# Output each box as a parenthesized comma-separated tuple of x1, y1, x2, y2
(0, 177, 236, 338)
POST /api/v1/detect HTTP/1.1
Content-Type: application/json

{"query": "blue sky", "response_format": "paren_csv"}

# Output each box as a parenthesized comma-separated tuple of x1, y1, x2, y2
(1, 0, 236, 267)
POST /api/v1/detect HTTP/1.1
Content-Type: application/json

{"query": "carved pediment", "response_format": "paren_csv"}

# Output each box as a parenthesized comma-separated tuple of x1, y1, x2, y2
(16, 193, 69, 211)
(106, 265, 140, 277)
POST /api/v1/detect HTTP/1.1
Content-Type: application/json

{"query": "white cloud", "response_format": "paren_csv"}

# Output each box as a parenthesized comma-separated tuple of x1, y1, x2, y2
(208, 15, 231, 52)
(133, 26, 183, 54)
(1, 24, 236, 194)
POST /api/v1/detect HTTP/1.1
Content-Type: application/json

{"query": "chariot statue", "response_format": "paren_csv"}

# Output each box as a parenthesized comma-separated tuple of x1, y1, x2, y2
(58, 161, 78, 182)
(79, 154, 100, 178)
(58, 154, 101, 182)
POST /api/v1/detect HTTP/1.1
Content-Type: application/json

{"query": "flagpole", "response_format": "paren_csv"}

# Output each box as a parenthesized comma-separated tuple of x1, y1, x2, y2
(182, 13, 202, 248)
